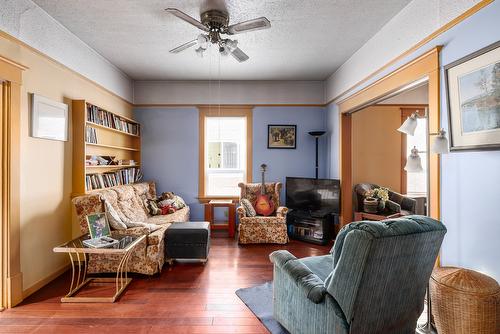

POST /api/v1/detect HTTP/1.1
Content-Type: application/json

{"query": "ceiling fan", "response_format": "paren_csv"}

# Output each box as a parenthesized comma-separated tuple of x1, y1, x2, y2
(165, 4, 271, 62)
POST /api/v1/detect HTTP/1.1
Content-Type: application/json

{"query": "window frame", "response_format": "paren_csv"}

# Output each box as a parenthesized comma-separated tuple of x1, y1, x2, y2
(198, 106, 253, 202)
(400, 106, 428, 195)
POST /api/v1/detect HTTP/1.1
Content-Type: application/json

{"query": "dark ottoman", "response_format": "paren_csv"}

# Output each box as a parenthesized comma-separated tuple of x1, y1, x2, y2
(165, 222, 210, 263)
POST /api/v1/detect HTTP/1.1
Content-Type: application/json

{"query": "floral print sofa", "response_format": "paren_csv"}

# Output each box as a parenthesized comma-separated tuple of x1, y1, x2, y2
(72, 181, 189, 275)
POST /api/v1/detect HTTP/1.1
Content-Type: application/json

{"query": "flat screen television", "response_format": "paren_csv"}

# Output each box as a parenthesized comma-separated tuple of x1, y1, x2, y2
(286, 177, 340, 214)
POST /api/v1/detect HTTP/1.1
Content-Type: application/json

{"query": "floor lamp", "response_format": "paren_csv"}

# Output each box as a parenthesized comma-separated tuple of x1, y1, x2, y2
(308, 131, 326, 179)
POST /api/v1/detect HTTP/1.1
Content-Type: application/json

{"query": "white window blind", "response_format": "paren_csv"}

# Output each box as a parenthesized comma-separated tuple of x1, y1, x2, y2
(205, 117, 246, 196)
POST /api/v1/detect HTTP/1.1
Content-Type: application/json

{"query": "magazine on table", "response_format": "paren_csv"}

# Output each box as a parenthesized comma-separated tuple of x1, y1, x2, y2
(82, 236, 119, 249)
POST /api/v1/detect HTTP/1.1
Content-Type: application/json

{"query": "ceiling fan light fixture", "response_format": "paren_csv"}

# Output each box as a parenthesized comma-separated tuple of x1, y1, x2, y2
(166, 4, 270, 63)
(195, 46, 205, 58)
(197, 34, 208, 48)
(226, 39, 238, 52)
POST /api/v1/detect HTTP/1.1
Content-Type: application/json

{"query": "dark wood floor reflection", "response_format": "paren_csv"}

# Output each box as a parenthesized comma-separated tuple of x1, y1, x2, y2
(0, 234, 331, 333)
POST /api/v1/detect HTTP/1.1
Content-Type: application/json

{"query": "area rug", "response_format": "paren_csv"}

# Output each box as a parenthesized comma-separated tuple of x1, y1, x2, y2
(235, 282, 289, 334)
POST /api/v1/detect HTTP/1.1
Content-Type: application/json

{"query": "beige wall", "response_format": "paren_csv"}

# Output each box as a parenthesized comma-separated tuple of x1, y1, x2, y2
(352, 105, 402, 192)
(0, 34, 132, 297)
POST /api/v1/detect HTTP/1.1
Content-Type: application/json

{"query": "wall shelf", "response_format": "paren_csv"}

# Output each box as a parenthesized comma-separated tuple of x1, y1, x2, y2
(85, 142, 140, 151)
(86, 121, 140, 138)
(72, 100, 142, 195)
(85, 164, 140, 169)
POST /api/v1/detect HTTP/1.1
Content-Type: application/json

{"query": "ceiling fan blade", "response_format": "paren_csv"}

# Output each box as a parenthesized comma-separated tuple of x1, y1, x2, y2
(170, 39, 198, 53)
(165, 8, 209, 32)
(226, 17, 271, 35)
(230, 47, 249, 62)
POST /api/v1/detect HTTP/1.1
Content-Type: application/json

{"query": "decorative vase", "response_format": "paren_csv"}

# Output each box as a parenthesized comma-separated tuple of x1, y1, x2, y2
(377, 200, 386, 212)
(363, 197, 378, 213)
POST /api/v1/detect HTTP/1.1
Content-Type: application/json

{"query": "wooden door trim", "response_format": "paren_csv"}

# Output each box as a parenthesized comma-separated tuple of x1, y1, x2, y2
(198, 106, 253, 201)
(0, 56, 24, 309)
(338, 47, 441, 227)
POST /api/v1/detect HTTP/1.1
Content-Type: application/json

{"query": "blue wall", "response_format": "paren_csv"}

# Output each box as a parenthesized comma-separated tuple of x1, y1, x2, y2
(134, 107, 202, 218)
(436, 2, 500, 281)
(326, 2, 500, 281)
(253, 106, 328, 201)
(135, 106, 328, 220)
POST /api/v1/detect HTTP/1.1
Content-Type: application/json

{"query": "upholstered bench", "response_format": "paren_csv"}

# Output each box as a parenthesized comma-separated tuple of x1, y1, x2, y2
(165, 222, 210, 263)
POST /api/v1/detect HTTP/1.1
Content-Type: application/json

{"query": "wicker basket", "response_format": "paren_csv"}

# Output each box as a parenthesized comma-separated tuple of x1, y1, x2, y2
(430, 266, 500, 334)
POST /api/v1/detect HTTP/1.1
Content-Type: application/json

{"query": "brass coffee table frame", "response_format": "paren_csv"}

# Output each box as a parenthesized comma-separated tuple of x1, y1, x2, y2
(53, 234, 145, 303)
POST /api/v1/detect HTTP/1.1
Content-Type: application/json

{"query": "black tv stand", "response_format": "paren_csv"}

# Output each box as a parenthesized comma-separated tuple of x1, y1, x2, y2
(286, 209, 338, 245)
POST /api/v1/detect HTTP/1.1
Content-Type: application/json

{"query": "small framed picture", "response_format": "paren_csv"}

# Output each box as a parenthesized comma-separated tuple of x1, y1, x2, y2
(445, 41, 500, 151)
(268, 125, 297, 149)
(30, 93, 69, 141)
(86, 213, 111, 238)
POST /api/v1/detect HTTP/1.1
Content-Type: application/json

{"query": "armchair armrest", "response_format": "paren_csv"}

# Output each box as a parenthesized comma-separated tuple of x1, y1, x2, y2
(389, 191, 417, 213)
(113, 226, 149, 237)
(237, 206, 247, 219)
(276, 206, 288, 218)
(270, 250, 327, 303)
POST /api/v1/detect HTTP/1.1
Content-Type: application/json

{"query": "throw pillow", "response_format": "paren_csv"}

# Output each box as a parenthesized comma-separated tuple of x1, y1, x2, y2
(240, 198, 256, 217)
(158, 195, 186, 211)
(144, 198, 162, 216)
(104, 200, 127, 230)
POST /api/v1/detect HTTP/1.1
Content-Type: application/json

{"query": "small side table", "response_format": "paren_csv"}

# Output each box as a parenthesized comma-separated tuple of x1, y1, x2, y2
(354, 211, 403, 221)
(204, 200, 236, 238)
(53, 233, 145, 303)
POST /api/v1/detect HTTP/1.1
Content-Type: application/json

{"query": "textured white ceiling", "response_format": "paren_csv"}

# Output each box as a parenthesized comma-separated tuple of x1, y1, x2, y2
(33, 0, 411, 80)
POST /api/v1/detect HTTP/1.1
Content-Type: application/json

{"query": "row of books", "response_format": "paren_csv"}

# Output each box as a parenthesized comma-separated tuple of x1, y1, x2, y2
(85, 168, 143, 191)
(87, 104, 140, 136)
(85, 126, 98, 144)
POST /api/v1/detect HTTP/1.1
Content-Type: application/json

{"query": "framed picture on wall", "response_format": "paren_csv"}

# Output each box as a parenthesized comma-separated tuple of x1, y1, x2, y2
(30, 93, 69, 141)
(268, 124, 297, 149)
(445, 40, 500, 151)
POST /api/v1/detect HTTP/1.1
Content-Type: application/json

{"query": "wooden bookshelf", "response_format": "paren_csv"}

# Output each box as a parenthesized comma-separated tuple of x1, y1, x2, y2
(72, 100, 141, 195)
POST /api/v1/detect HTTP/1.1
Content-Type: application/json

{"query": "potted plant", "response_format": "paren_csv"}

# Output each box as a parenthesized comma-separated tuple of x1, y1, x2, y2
(363, 196, 379, 213)
(365, 187, 389, 212)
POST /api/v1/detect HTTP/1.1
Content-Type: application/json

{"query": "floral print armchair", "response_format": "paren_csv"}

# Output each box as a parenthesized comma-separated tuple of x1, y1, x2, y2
(237, 182, 288, 244)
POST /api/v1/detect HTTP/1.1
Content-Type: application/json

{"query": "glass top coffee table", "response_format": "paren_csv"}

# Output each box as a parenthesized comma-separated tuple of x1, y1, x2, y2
(53, 233, 145, 303)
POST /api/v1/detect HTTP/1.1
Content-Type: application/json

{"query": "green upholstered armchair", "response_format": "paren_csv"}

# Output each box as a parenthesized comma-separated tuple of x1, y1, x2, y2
(270, 215, 446, 334)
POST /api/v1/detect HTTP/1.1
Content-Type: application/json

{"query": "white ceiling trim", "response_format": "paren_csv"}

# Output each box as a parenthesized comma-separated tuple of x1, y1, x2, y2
(133, 80, 325, 105)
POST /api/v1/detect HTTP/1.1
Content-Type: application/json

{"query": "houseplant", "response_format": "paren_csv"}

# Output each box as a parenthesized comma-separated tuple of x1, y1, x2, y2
(365, 187, 389, 212)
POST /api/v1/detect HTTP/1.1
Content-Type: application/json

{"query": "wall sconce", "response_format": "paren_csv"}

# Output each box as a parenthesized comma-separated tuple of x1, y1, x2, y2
(398, 112, 418, 136)
(404, 146, 424, 172)
(430, 128, 450, 154)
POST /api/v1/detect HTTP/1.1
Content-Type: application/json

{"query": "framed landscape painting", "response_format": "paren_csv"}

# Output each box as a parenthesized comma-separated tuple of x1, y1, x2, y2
(445, 41, 500, 151)
(268, 125, 297, 149)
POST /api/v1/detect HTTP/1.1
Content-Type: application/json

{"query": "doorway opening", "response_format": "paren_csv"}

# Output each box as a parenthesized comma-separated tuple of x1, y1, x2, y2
(338, 47, 441, 227)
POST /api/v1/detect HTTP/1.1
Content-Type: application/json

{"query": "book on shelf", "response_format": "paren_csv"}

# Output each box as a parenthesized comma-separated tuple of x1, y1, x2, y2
(85, 167, 143, 191)
(86, 103, 140, 136)
(85, 126, 98, 144)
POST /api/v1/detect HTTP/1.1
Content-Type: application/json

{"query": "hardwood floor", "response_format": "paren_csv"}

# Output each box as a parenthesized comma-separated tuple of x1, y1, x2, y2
(0, 234, 332, 333)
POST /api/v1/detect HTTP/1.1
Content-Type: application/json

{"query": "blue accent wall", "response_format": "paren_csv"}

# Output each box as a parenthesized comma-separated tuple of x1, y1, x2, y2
(252, 106, 328, 201)
(134, 107, 202, 218)
(134, 106, 328, 220)
(436, 2, 500, 281)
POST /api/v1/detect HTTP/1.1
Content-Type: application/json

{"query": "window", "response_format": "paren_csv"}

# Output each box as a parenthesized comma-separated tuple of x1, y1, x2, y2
(401, 108, 428, 195)
(199, 107, 252, 199)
